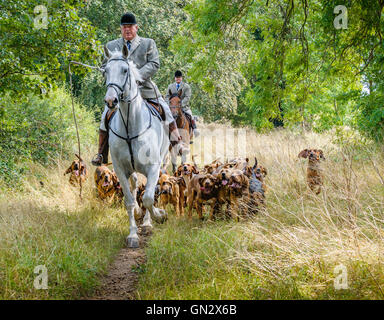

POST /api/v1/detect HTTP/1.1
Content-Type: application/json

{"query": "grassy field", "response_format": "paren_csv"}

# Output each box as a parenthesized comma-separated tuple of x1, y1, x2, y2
(0, 125, 383, 299)
(137, 125, 384, 299)
(0, 152, 130, 299)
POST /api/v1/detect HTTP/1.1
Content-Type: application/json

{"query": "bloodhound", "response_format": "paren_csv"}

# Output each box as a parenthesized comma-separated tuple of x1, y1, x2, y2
(64, 154, 88, 186)
(248, 157, 268, 214)
(186, 173, 219, 220)
(298, 149, 325, 194)
(228, 169, 250, 220)
(94, 165, 119, 202)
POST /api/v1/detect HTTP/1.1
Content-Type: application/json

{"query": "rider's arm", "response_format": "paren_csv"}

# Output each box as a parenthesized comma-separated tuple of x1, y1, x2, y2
(165, 84, 172, 104)
(138, 39, 160, 81)
(182, 84, 192, 108)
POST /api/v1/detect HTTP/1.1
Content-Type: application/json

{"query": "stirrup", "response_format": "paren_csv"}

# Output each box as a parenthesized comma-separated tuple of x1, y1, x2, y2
(91, 153, 103, 167)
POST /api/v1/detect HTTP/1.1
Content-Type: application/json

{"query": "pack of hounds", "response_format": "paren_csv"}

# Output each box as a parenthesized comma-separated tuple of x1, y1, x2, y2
(64, 148, 325, 220)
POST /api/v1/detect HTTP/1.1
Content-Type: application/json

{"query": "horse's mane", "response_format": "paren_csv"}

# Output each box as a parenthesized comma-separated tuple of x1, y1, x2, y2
(128, 61, 143, 83)
(108, 50, 143, 83)
(170, 93, 180, 99)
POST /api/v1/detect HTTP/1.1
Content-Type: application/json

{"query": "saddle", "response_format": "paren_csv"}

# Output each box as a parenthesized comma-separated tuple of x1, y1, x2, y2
(146, 100, 166, 121)
(104, 100, 165, 132)
(182, 110, 194, 133)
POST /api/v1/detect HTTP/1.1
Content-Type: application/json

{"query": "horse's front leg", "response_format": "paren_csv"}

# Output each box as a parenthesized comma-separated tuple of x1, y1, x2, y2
(114, 167, 139, 248)
(143, 165, 168, 224)
(129, 173, 143, 220)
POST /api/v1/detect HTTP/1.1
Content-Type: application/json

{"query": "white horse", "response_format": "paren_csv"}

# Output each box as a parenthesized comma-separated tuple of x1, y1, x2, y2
(103, 44, 168, 248)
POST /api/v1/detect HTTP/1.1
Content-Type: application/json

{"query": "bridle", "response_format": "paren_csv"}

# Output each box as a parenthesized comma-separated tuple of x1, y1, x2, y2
(105, 58, 138, 104)
(104, 57, 152, 170)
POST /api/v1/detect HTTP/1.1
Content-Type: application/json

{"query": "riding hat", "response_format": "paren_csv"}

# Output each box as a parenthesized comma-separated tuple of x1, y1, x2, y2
(175, 70, 183, 77)
(121, 13, 137, 25)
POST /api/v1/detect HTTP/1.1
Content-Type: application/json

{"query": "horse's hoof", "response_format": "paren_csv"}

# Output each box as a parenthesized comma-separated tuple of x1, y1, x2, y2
(159, 209, 168, 223)
(126, 236, 139, 248)
(141, 225, 153, 235)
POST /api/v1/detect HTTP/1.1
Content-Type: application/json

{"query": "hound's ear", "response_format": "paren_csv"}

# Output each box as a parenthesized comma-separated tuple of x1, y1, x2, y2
(192, 166, 199, 174)
(104, 45, 111, 59)
(243, 167, 252, 178)
(64, 163, 74, 175)
(177, 177, 186, 187)
(298, 149, 309, 158)
(122, 44, 129, 59)
(262, 166, 268, 176)
(174, 167, 181, 177)
(198, 176, 205, 185)
(210, 174, 217, 182)
(319, 150, 325, 160)
(158, 175, 165, 185)
(242, 174, 249, 186)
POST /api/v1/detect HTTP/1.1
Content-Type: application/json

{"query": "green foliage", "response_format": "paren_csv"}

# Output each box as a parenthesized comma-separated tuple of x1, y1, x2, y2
(171, 0, 384, 138)
(356, 90, 384, 142)
(0, 88, 96, 186)
(0, 0, 100, 96)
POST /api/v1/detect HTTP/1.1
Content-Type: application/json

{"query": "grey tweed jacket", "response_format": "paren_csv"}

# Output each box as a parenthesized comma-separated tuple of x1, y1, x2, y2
(165, 82, 192, 109)
(101, 36, 162, 100)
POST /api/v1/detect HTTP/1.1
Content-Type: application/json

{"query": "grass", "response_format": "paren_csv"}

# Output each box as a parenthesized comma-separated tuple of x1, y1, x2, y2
(137, 124, 384, 300)
(1, 125, 383, 299)
(0, 150, 130, 299)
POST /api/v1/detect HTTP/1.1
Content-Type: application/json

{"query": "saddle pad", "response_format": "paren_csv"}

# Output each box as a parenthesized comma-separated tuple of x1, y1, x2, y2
(145, 101, 164, 121)
(105, 102, 163, 132)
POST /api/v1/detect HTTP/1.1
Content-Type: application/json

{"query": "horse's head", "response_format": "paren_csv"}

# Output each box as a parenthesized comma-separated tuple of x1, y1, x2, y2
(103, 45, 142, 110)
(169, 93, 181, 118)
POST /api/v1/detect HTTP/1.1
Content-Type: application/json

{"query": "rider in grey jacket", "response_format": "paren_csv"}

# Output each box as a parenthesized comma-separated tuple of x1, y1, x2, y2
(92, 12, 187, 166)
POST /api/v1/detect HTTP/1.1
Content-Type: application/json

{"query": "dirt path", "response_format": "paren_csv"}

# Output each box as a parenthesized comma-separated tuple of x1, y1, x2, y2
(88, 227, 150, 300)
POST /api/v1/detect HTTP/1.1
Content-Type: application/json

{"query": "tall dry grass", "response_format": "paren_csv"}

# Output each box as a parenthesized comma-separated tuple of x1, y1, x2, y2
(139, 125, 384, 299)
(1, 124, 383, 299)
(0, 148, 130, 299)
(233, 127, 384, 299)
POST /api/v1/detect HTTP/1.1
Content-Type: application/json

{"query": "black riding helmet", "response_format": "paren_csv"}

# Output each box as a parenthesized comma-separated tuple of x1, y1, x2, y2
(121, 12, 137, 25)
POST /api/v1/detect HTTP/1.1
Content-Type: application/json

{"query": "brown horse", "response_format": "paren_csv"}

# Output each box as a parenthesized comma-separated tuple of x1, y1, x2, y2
(169, 92, 192, 173)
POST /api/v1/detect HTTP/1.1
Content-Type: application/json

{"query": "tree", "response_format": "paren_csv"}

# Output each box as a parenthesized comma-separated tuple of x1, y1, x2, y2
(0, 0, 100, 96)
(170, 0, 384, 139)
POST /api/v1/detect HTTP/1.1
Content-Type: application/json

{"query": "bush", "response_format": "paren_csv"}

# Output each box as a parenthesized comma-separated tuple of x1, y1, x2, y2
(355, 92, 384, 142)
(0, 88, 96, 186)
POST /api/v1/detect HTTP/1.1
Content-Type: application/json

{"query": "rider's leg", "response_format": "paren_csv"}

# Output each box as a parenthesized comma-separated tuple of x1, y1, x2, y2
(91, 106, 109, 167)
(157, 97, 189, 156)
(183, 108, 197, 129)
